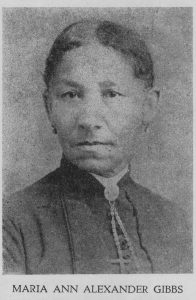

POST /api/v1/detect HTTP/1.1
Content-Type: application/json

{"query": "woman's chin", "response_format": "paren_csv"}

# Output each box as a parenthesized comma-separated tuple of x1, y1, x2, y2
(74, 157, 111, 175)
(71, 156, 125, 177)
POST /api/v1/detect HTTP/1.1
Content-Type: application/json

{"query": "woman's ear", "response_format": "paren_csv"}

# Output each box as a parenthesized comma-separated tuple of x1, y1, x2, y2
(142, 87, 160, 124)
(43, 89, 52, 119)
(43, 90, 57, 134)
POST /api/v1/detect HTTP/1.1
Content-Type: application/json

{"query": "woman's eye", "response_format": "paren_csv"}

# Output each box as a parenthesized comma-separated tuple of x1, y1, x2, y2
(103, 90, 123, 98)
(60, 91, 79, 99)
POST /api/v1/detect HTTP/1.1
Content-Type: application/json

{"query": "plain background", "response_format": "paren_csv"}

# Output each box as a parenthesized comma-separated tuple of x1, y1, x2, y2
(2, 7, 192, 216)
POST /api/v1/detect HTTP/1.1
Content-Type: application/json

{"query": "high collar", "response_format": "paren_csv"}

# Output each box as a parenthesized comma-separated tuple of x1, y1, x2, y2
(91, 165, 129, 188)
(59, 155, 131, 198)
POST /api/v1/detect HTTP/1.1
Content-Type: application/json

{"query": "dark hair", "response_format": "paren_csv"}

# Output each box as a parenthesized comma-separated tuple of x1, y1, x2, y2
(44, 19, 154, 89)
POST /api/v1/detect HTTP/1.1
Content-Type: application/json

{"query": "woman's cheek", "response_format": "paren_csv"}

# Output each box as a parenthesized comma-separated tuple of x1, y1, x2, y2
(111, 109, 142, 137)
(52, 104, 77, 132)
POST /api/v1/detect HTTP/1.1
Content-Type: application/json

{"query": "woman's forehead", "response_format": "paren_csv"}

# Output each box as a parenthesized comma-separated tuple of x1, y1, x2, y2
(52, 43, 135, 87)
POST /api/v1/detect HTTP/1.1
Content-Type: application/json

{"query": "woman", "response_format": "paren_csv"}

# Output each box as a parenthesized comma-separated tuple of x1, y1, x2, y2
(3, 19, 192, 274)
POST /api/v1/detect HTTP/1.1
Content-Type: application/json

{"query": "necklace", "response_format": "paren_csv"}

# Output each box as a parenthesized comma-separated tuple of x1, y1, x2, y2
(104, 184, 139, 273)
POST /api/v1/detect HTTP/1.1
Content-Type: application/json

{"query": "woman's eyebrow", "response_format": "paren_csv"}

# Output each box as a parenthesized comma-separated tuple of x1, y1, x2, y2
(53, 79, 117, 89)
(56, 79, 84, 89)
(99, 81, 116, 88)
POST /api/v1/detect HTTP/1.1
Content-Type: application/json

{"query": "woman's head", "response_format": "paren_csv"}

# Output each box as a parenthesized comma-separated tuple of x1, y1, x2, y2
(44, 20, 159, 177)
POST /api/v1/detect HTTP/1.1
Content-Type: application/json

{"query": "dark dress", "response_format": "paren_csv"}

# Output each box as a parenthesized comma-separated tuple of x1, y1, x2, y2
(3, 157, 192, 274)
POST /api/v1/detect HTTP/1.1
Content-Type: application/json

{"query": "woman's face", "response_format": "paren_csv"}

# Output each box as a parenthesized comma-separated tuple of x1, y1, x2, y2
(46, 43, 153, 177)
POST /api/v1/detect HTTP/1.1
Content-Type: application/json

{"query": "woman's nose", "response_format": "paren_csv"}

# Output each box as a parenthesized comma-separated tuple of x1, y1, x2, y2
(78, 107, 103, 132)
(78, 120, 102, 131)
(77, 95, 105, 132)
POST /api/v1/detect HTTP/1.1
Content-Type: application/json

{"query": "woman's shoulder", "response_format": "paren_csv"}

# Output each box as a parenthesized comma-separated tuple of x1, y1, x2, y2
(127, 177, 191, 232)
(3, 168, 62, 217)
(128, 179, 192, 273)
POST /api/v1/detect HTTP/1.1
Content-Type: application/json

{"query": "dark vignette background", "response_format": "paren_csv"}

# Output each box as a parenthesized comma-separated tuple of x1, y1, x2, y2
(3, 7, 192, 218)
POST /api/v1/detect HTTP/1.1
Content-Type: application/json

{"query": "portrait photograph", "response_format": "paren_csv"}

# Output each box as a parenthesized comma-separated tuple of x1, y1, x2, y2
(2, 6, 193, 277)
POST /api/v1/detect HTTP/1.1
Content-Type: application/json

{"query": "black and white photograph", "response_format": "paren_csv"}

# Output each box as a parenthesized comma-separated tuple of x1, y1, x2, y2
(2, 4, 193, 279)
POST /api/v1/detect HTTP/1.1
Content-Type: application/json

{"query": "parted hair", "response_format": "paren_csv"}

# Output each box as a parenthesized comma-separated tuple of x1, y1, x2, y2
(44, 19, 154, 89)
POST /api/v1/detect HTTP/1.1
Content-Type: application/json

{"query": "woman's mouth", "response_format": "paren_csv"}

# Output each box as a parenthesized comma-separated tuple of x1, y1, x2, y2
(74, 141, 114, 152)
(77, 141, 112, 146)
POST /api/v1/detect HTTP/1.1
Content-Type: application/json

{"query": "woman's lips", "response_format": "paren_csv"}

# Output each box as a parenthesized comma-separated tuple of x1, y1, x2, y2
(74, 141, 114, 152)
(76, 141, 113, 146)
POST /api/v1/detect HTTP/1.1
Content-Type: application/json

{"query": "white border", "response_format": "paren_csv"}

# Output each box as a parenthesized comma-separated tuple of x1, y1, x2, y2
(0, 0, 195, 7)
(0, 1, 195, 300)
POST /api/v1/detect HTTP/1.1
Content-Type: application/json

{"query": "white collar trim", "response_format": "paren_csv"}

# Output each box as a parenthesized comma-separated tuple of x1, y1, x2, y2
(91, 165, 129, 188)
